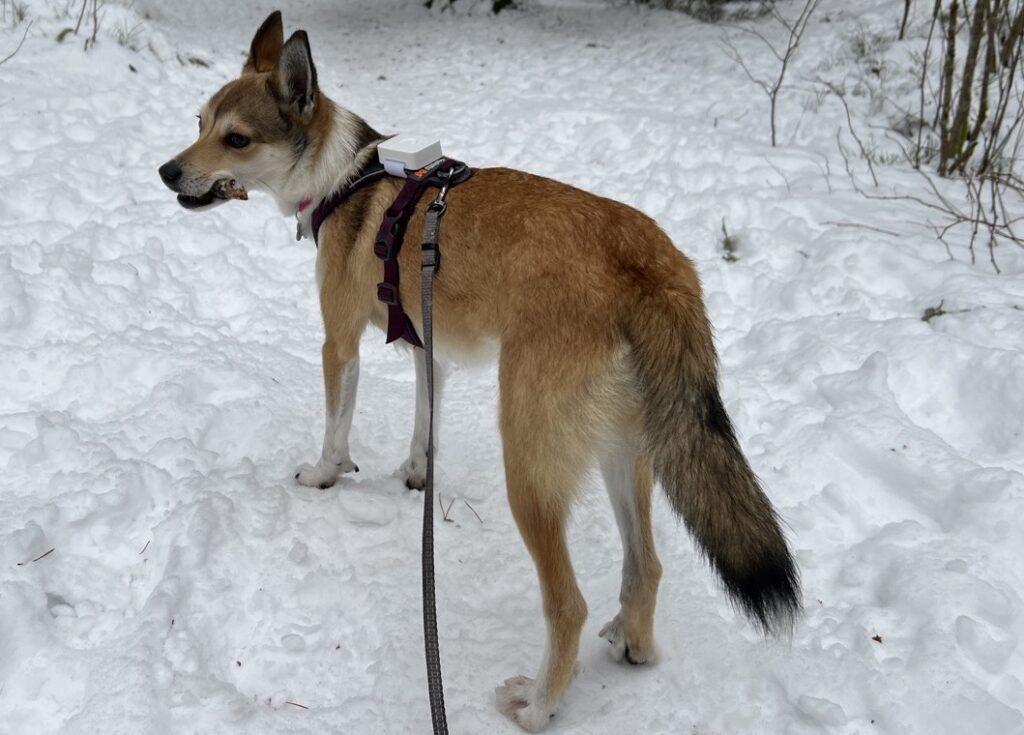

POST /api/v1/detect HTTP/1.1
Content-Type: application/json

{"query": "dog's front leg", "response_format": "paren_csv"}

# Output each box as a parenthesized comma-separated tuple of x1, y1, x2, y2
(397, 348, 444, 490)
(296, 339, 360, 489)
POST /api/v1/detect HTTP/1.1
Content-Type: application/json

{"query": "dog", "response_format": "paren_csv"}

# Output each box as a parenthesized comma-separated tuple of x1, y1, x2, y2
(158, 11, 800, 732)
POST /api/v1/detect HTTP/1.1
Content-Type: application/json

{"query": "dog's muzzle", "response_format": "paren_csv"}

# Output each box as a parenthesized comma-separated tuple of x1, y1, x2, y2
(158, 158, 223, 210)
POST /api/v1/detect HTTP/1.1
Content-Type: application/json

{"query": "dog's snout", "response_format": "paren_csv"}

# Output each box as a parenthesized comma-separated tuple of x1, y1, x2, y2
(159, 159, 183, 188)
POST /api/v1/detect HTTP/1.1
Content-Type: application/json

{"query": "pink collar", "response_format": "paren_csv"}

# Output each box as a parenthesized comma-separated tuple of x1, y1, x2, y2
(297, 197, 313, 214)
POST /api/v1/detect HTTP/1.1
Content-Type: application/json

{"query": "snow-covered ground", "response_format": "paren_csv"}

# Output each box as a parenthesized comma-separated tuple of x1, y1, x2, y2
(1, 0, 1023, 732)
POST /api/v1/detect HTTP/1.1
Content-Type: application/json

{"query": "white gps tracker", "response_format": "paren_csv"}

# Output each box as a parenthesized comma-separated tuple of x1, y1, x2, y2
(377, 135, 444, 177)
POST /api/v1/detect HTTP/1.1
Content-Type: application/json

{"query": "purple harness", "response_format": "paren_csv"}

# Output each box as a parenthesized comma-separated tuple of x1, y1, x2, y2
(310, 157, 473, 347)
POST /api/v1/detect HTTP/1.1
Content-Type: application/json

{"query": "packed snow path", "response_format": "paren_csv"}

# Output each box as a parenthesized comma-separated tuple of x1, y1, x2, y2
(1, 1, 1023, 733)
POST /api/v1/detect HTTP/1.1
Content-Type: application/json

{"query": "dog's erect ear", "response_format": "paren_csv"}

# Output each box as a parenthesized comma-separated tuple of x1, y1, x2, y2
(243, 10, 284, 74)
(276, 31, 319, 122)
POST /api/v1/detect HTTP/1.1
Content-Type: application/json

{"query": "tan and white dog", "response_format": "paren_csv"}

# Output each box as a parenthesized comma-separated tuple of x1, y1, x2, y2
(159, 12, 800, 732)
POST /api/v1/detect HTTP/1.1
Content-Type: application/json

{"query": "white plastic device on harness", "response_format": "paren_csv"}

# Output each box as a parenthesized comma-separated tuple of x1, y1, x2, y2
(378, 135, 444, 177)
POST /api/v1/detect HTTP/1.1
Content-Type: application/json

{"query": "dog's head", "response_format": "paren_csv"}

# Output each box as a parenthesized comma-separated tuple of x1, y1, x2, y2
(158, 11, 323, 211)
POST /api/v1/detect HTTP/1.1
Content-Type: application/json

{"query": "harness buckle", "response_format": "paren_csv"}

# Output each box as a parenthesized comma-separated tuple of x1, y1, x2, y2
(374, 239, 401, 260)
(377, 282, 400, 305)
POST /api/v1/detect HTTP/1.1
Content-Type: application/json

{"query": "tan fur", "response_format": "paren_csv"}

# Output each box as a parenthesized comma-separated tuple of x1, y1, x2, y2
(160, 13, 799, 732)
(243, 10, 284, 74)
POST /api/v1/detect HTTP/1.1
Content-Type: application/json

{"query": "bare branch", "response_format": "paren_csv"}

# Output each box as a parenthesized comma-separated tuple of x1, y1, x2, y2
(823, 220, 903, 237)
(721, 0, 821, 146)
(900, 0, 913, 40)
(0, 19, 32, 67)
(820, 80, 879, 186)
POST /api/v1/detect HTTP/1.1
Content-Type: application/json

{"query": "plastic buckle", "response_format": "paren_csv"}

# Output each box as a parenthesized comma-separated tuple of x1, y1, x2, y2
(377, 282, 400, 305)
(374, 238, 401, 260)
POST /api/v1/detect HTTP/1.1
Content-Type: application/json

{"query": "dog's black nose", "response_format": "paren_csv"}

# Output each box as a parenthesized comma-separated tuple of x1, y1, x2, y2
(159, 160, 183, 187)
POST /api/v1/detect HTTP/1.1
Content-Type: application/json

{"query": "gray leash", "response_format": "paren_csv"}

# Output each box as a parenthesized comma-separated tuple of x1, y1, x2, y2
(419, 177, 450, 735)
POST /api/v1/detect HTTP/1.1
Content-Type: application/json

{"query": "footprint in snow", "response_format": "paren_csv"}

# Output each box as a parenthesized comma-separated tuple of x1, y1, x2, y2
(338, 489, 398, 527)
(955, 615, 1015, 674)
(797, 695, 848, 727)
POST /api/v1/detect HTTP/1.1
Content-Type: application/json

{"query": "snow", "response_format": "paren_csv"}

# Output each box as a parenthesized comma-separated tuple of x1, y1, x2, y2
(1, 0, 1023, 733)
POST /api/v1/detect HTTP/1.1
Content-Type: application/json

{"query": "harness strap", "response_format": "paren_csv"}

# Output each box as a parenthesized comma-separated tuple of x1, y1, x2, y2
(375, 173, 427, 347)
(309, 156, 471, 349)
(372, 158, 472, 347)
(309, 162, 389, 244)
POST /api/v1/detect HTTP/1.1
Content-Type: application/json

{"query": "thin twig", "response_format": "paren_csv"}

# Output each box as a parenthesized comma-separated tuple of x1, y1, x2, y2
(90, 0, 100, 48)
(762, 155, 793, 192)
(0, 19, 32, 67)
(74, 0, 88, 34)
(32, 547, 55, 562)
(916, 0, 943, 167)
(900, 0, 913, 40)
(823, 221, 903, 237)
(440, 495, 456, 522)
(17, 547, 55, 566)
(721, 0, 821, 146)
(463, 499, 483, 524)
(820, 79, 879, 186)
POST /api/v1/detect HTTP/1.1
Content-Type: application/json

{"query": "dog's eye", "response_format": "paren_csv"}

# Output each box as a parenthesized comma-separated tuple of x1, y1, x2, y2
(225, 133, 250, 149)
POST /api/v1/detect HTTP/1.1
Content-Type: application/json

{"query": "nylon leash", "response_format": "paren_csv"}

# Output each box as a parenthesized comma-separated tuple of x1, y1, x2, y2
(306, 153, 469, 733)
(420, 179, 449, 735)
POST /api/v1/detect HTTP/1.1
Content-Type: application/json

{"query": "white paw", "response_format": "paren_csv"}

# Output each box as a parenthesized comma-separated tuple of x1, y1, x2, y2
(397, 452, 427, 490)
(599, 614, 655, 665)
(495, 676, 555, 732)
(598, 615, 627, 662)
(295, 458, 358, 489)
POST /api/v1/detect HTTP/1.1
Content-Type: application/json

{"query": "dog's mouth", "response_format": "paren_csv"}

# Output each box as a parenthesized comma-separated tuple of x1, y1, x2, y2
(176, 178, 248, 211)
(177, 190, 218, 209)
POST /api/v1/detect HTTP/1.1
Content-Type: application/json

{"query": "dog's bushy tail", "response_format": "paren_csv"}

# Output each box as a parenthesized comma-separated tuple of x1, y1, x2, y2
(624, 280, 800, 635)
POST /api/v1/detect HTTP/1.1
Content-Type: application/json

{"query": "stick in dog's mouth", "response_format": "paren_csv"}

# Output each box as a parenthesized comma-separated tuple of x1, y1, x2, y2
(212, 178, 248, 201)
(177, 178, 248, 210)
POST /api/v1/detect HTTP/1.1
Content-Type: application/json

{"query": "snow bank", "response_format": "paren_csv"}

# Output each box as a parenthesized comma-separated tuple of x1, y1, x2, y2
(0, 0, 1021, 733)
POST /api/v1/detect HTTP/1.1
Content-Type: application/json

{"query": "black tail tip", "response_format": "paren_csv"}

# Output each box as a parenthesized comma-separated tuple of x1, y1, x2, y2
(723, 549, 801, 636)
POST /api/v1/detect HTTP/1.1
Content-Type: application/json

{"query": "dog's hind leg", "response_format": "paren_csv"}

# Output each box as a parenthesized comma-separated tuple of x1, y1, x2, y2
(597, 438, 662, 665)
(494, 340, 599, 732)
(495, 458, 587, 732)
